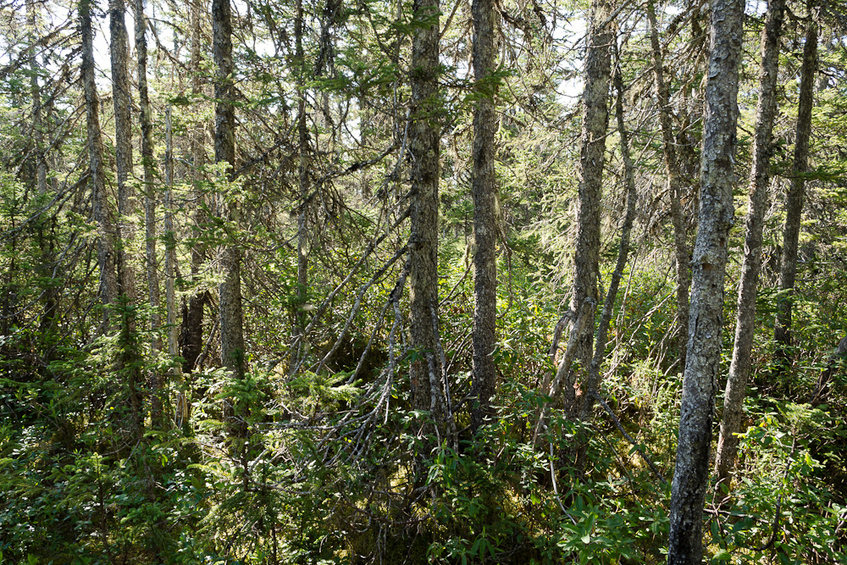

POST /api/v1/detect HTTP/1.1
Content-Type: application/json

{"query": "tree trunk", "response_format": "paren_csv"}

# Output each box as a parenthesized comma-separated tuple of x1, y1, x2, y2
(715, 0, 786, 483)
(409, 0, 453, 445)
(81, 0, 119, 328)
(294, 0, 310, 367)
(647, 0, 690, 371)
(135, 0, 163, 429)
(667, 0, 743, 560)
(165, 107, 185, 426)
(181, 0, 206, 375)
(109, 0, 136, 305)
(214, 0, 245, 380)
(470, 0, 499, 433)
(561, 0, 612, 419)
(110, 0, 142, 440)
(580, 55, 638, 422)
(774, 7, 818, 358)
(28, 0, 58, 340)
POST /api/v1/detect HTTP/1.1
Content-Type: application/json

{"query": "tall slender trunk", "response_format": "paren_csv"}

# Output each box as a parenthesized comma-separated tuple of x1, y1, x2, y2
(165, 107, 184, 426)
(182, 0, 206, 374)
(647, 1, 690, 371)
(28, 0, 57, 339)
(135, 0, 163, 428)
(213, 0, 245, 380)
(580, 55, 638, 422)
(715, 0, 786, 483)
(110, 0, 142, 440)
(81, 0, 119, 328)
(470, 0, 499, 433)
(775, 6, 818, 358)
(109, 0, 136, 305)
(293, 0, 310, 366)
(409, 0, 453, 445)
(667, 0, 743, 560)
(561, 0, 612, 419)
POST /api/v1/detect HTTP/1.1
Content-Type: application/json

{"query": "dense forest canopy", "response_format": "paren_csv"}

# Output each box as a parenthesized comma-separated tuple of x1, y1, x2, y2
(1, 0, 846, 562)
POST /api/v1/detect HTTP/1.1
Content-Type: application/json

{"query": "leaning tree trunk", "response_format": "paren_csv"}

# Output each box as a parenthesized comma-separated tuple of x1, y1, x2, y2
(715, 0, 786, 483)
(81, 0, 119, 328)
(667, 0, 744, 560)
(409, 0, 454, 446)
(213, 0, 245, 381)
(647, 0, 691, 371)
(470, 0, 499, 434)
(775, 7, 818, 359)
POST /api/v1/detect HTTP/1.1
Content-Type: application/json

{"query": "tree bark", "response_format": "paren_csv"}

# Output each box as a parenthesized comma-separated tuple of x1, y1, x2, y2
(715, 0, 786, 483)
(774, 7, 818, 358)
(647, 1, 691, 371)
(109, 0, 136, 305)
(561, 0, 612, 419)
(470, 0, 499, 433)
(182, 0, 207, 375)
(110, 0, 142, 440)
(214, 0, 245, 381)
(580, 56, 638, 422)
(81, 0, 119, 329)
(667, 0, 743, 560)
(135, 0, 163, 428)
(293, 0, 310, 367)
(409, 0, 453, 444)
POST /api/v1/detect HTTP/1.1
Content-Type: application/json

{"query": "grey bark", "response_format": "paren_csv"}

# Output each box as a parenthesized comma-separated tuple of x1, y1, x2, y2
(294, 0, 310, 366)
(647, 1, 691, 371)
(81, 0, 119, 328)
(110, 0, 142, 440)
(28, 0, 57, 338)
(715, 0, 786, 483)
(561, 0, 612, 419)
(580, 58, 639, 422)
(409, 0, 453, 444)
(109, 0, 136, 305)
(135, 0, 163, 428)
(214, 0, 245, 380)
(667, 0, 743, 560)
(775, 8, 818, 357)
(182, 0, 206, 374)
(165, 107, 184, 425)
(470, 0, 499, 433)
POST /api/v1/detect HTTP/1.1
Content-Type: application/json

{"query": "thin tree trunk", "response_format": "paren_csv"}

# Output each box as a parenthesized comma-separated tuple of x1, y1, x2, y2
(667, 0, 743, 559)
(561, 0, 612, 419)
(409, 0, 453, 445)
(715, 0, 786, 483)
(135, 0, 163, 429)
(81, 0, 119, 328)
(775, 7, 818, 358)
(214, 0, 245, 380)
(470, 0, 499, 433)
(28, 0, 57, 339)
(166, 107, 185, 426)
(293, 0, 310, 367)
(580, 56, 638, 422)
(109, 0, 136, 305)
(110, 0, 142, 441)
(182, 0, 206, 374)
(647, 0, 690, 370)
